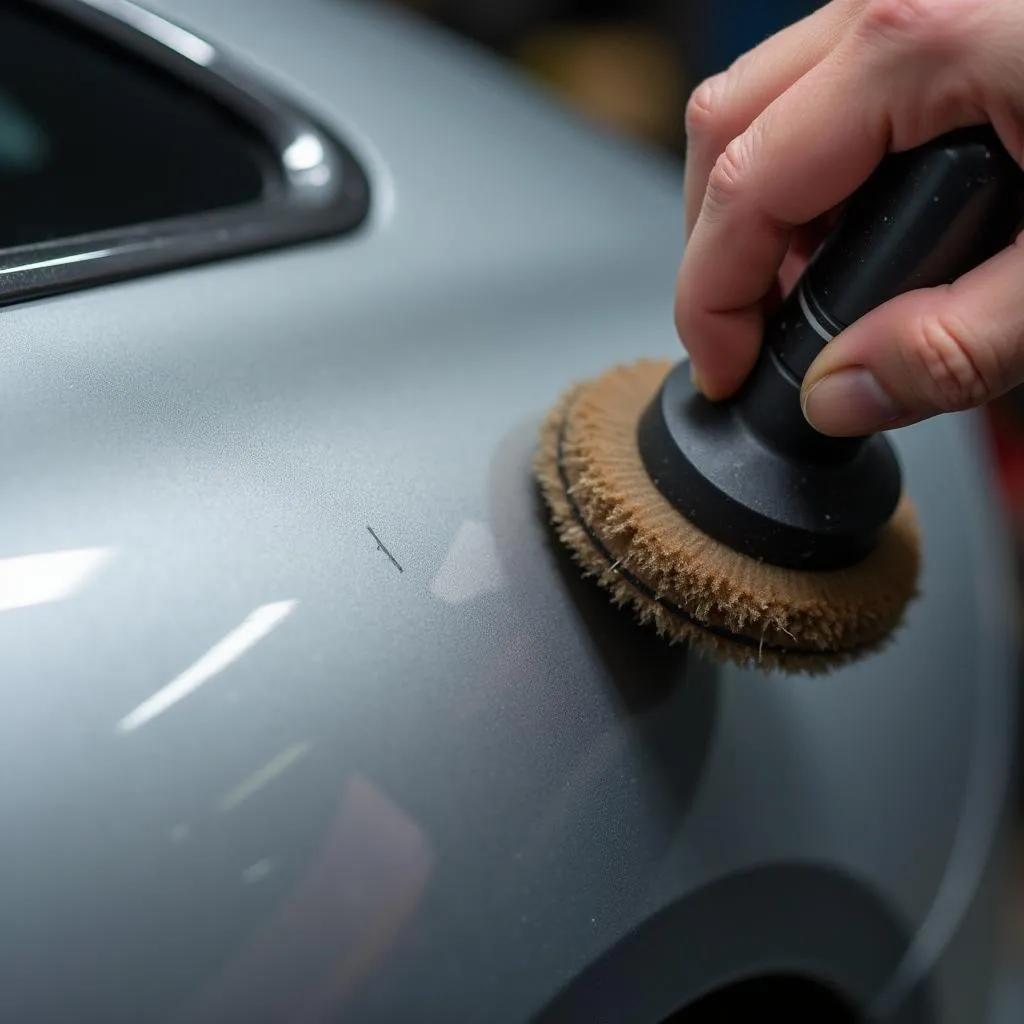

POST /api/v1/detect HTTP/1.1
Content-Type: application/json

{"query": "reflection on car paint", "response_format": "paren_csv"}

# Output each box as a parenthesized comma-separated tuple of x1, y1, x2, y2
(116, 600, 297, 733)
(173, 774, 434, 1024)
(430, 519, 505, 605)
(0, 546, 112, 611)
(219, 740, 316, 813)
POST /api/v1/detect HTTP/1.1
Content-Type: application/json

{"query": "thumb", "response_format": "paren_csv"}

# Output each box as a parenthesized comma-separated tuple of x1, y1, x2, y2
(800, 237, 1024, 436)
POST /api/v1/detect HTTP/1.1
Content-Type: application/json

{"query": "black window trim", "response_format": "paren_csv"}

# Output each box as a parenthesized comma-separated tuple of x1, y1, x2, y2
(0, 0, 371, 307)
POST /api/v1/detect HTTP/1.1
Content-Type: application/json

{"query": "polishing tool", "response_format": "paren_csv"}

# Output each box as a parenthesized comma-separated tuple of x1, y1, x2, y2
(536, 125, 1024, 672)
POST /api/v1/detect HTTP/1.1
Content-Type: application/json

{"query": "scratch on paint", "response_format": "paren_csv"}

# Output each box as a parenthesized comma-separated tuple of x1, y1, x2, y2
(367, 526, 403, 573)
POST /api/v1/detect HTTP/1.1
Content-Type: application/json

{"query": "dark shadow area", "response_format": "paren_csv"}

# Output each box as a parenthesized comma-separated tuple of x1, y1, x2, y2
(666, 974, 859, 1022)
(487, 418, 717, 822)
(540, 479, 687, 713)
(530, 864, 933, 1024)
(541, 504, 722, 815)
(491, 417, 692, 709)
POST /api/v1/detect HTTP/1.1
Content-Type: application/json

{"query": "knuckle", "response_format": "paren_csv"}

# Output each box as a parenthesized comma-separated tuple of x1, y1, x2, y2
(903, 310, 994, 411)
(684, 75, 727, 140)
(860, 0, 971, 50)
(706, 135, 752, 210)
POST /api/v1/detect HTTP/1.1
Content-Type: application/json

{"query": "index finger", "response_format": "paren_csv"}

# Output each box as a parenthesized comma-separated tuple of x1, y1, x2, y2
(676, 42, 896, 398)
(683, 0, 856, 237)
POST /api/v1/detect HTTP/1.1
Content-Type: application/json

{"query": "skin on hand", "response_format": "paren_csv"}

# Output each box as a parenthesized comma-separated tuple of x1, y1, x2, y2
(675, 0, 1024, 435)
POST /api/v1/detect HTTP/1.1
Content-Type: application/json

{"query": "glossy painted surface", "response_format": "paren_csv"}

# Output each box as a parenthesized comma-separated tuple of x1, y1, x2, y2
(0, 1, 1016, 1021)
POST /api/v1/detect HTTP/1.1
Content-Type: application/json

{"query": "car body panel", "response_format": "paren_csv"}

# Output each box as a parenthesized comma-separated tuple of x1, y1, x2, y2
(0, 1, 1016, 1021)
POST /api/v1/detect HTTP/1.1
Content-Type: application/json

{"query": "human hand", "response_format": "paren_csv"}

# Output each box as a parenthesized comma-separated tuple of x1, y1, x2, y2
(676, 0, 1024, 436)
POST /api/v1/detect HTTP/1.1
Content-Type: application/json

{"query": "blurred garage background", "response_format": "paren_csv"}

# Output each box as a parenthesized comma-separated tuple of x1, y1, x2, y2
(385, 0, 1024, 1013)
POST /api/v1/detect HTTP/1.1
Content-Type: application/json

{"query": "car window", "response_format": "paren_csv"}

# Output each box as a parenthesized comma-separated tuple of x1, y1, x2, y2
(0, 3, 271, 249)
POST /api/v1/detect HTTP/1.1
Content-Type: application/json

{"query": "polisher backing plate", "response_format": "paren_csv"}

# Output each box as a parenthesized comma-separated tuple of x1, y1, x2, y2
(534, 359, 921, 674)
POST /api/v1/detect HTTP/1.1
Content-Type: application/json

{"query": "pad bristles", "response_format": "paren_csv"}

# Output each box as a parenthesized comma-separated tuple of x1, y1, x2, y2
(534, 359, 921, 674)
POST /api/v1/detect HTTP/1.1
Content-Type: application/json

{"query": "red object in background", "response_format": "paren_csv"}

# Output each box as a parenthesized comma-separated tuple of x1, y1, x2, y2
(986, 395, 1024, 527)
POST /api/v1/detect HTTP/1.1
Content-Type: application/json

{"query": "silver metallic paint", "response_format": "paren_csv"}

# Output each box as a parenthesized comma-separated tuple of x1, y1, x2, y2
(0, 0, 1016, 1020)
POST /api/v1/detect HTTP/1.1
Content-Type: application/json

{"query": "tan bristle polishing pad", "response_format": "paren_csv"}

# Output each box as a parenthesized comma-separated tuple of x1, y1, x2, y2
(534, 359, 922, 674)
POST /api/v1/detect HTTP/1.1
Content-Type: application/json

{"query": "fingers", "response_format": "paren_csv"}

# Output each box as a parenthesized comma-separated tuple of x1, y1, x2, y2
(801, 231, 1024, 435)
(682, 1, 856, 237)
(675, 0, 1017, 400)
(677, 39, 898, 399)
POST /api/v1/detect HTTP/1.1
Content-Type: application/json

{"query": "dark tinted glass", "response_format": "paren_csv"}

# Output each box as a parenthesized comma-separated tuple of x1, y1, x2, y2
(0, 3, 270, 249)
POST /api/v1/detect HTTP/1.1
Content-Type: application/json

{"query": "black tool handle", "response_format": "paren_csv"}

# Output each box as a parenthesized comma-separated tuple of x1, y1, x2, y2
(739, 124, 1024, 460)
